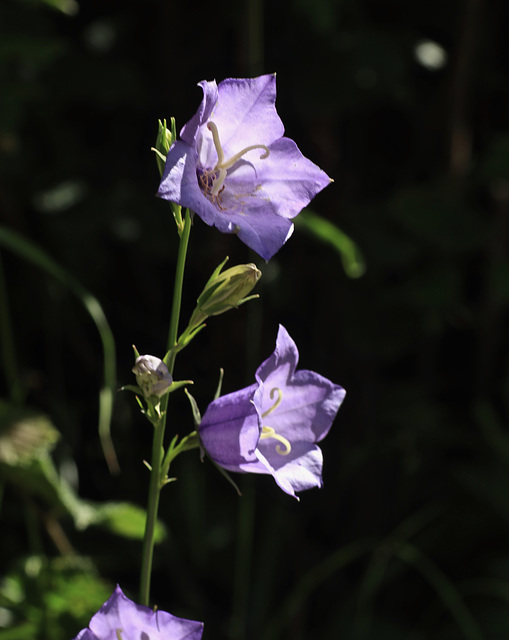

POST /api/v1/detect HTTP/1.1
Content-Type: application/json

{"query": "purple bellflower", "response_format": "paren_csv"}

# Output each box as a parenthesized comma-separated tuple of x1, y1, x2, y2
(73, 585, 203, 640)
(157, 74, 332, 260)
(198, 325, 345, 498)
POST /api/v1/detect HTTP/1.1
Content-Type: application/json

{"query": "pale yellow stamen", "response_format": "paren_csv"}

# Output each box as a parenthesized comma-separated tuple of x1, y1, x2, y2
(116, 630, 124, 640)
(260, 426, 292, 455)
(261, 387, 283, 418)
(259, 387, 290, 455)
(206, 121, 270, 196)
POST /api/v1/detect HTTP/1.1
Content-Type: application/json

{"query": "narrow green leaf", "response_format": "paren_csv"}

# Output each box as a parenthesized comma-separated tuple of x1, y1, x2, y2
(296, 209, 366, 278)
(0, 225, 118, 473)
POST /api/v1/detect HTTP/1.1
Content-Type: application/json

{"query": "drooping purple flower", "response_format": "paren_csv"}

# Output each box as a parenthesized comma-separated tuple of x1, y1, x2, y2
(157, 74, 332, 260)
(198, 325, 345, 498)
(73, 585, 203, 640)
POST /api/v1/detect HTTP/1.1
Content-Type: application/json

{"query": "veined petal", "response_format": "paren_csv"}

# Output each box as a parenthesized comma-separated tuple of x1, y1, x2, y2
(254, 137, 332, 218)
(270, 444, 324, 495)
(80, 585, 204, 640)
(198, 325, 345, 497)
(199, 384, 261, 471)
(256, 324, 299, 384)
(289, 370, 346, 441)
(180, 79, 218, 146)
(158, 142, 294, 259)
(222, 201, 295, 261)
(259, 367, 346, 443)
(254, 443, 323, 498)
(210, 74, 285, 151)
(157, 140, 221, 226)
(255, 326, 345, 442)
(158, 75, 333, 259)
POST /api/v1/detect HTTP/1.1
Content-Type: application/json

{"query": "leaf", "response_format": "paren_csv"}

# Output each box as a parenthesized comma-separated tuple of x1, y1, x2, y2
(0, 555, 113, 640)
(0, 404, 164, 539)
(296, 209, 366, 278)
(94, 502, 165, 542)
(184, 389, 202, 427)
(0, 225, 118, 473)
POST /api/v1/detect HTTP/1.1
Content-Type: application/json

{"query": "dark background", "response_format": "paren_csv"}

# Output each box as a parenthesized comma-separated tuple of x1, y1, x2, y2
(2, 0, 509, 638)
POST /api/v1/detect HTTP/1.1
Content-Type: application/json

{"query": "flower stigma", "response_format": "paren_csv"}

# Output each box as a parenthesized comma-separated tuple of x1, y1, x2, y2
(262, 387, 283, 418)
(201, 121, 270, 206)
(259, 387, 291, 455)
(260, 426, 291, 455)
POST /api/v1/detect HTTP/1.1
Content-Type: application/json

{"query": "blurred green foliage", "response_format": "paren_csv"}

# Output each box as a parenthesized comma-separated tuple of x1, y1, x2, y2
(2, 0, 509, 638)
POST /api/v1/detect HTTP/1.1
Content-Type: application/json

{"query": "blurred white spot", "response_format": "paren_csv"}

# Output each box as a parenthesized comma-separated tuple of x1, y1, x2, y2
(0, 607, 14, 627)
(33, 180, 86, 213)
(60, 0, 79, 16)
(84, 21, 116, 52)
(414, 40, 448, 70)
(111, 217, 141, 241)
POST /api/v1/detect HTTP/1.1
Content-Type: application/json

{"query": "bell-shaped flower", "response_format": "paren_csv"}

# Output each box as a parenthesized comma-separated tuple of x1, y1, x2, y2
(73, 585, 204, 640)
(198, 325, 345, 498)
(157, 74, 332, 260)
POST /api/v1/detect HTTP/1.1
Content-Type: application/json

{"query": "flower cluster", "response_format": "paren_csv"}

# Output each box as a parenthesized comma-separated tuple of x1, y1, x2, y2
(198, 325, 345, 498)
(158, 74, 331, 260)
(73, 586, 203, 640)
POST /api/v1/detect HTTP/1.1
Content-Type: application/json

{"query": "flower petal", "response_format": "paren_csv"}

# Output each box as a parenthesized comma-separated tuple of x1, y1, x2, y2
(199, 384, 261, 471)
(254, 137, 332, 218)
(157, 140, 223, 226)
(87, 586, 204, 640)
(209, 74, 284, 151)
(180, 79, 218, 147)
(221, 201, 294, 261)
(255, 325, 345, 442)
(158, 142, 294, 259)
(256, 324, 299, 385)
(255, 442, 324, 498)
(262, 369, 345, 442)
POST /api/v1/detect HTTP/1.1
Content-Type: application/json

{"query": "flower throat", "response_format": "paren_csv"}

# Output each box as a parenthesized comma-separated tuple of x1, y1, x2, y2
(199, 121, 270, 208)
(259, 387, 291, 455)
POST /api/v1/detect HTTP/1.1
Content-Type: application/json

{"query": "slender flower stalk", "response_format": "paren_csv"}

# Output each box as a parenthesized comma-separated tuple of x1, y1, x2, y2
(139, 209, 193, 607)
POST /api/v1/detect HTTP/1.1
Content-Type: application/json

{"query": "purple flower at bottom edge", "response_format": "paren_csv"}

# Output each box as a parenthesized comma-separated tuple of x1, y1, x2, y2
(198, 325, 345, 499)
(73, 585, 203, 640)
(157, 74, 331, 261)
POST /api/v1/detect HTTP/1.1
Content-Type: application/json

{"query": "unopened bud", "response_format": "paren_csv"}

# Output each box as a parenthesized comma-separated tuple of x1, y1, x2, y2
(132, 355, 172, 398)
(189, 261, 261, 328)
(154, 118, 176, 176)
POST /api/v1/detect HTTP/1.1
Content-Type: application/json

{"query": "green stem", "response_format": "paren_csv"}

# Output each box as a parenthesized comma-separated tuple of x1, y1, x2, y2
(139, 414, 165, 607)
(167, 209, 192, 356)
(139, 209, 192, 607)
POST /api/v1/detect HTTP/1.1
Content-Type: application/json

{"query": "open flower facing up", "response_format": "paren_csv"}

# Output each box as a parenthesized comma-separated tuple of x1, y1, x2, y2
(198, 325, 345, 498)
(157, 74, 332, 260)
(73, 585, 203, 640)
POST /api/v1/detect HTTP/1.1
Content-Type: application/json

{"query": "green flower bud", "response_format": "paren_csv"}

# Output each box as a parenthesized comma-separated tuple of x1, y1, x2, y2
(188, 260, 261, 329)
(153, 118, 176, 177)
(132, 355, 172, 399)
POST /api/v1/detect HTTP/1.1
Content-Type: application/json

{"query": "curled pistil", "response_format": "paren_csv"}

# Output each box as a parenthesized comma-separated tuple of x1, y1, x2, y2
(206, 121, 270, 197)
(261, 387, 283, 418)
(260, 425, 292, 455)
